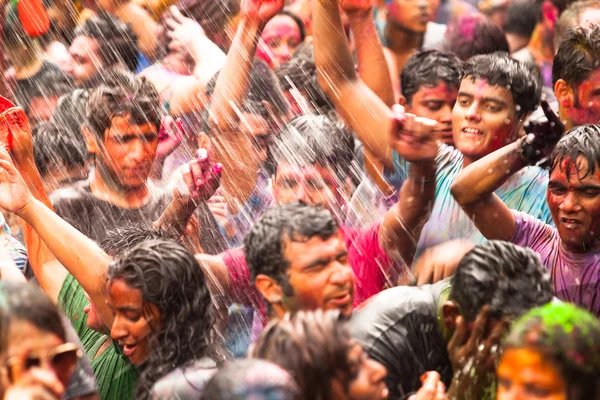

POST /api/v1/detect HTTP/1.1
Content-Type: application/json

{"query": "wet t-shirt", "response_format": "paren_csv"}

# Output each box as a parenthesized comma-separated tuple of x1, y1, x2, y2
(386, 144, 553, 260)
(150, 357, 217, 399)
(510, 210, 600, 316)
(350, 280, 452, 400)
(51, 180, 172, 243)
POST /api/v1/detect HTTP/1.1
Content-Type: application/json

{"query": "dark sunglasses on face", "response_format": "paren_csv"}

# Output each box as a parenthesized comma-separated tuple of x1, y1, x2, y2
(3, 342, 82, 383)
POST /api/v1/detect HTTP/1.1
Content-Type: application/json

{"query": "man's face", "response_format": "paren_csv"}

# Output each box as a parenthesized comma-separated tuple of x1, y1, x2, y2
(407, 82, 457, 145)
(273, 162, 340, 211)
(65, 36, 103, 86)
(563, 69, 600, 128)
(452, 77, 520, 162)
(547, 157, 600, 253)
(95, 115, 159, 190)
(240, 113, 271, 166)
(282, 231, 355, 318)
(386, 0, 431, 33)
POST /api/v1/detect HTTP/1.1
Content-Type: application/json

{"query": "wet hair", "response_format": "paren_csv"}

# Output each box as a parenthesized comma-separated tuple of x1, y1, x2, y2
(503, 0, 542, 38)
(441, 14, 510, 62)
(201, 359, 300, 400)
(462, 52, 542, 118)
(51, 89, 88, 141)
(449, 241, 553, 322)
(74, 13, 139, 73)
(503, 302, 600, 400)
(552, 25, 600, 88)
(400, 49, 462, 105)
(275, 42, 334, 113)
(0, 281, 66, 354)
(32, 122, 87, 178)
(85, 70, 162, 140)
(107, 239, 217, 399)
(100, 226, 176, 257)
(271, 114, 355, 181)
(277, 10, 306, 42)
(13, 66, 73, 115)
(554, 0, 600, 50)
(244, 202, 339, 293)
(178, 0, 239, 46)
(549, 124, 600, 179)
(250, 310, 353, 400)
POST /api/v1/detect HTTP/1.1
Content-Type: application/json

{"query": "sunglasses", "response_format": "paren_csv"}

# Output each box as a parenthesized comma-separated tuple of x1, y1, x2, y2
(3, 342, 82, 383)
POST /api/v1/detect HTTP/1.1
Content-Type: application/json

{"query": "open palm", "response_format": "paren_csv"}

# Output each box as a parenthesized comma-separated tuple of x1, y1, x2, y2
(242, 0, 284, 22)
(0, 149, 34, 215)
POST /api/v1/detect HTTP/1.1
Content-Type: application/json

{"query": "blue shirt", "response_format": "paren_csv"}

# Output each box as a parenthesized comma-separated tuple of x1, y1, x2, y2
(386, 144, 554, 260)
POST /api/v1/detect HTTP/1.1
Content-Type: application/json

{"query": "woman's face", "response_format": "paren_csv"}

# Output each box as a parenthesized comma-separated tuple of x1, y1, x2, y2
(107, 279, 161, 366)
(256, 15, 302, 69)
(497, 348, 567, 400)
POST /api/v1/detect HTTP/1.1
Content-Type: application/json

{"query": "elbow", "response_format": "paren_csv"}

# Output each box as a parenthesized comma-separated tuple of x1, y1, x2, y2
(450, 178, 469, 206)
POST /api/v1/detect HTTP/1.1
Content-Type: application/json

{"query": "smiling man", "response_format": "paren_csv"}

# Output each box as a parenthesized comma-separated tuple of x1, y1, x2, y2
(452, 117, 600, 316)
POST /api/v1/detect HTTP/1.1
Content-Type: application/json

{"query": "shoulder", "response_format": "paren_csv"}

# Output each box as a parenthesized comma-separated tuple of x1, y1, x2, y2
(50, 181, 92, 205)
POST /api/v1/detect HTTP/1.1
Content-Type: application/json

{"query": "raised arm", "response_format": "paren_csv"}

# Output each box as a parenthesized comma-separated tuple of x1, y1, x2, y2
(313, 0, 393, 168)
(379, 108, 438, 265)
(451, 101, 564, 241)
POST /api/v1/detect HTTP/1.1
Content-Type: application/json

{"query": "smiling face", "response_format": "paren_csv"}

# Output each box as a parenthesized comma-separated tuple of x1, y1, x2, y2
(256, 15, 302, 69)
(407, 81, 458, 145)
(547, 157, 600, 253)
(107, 278, 161, 366)
(497, 348, 567, 400)
(452, 77, 520, 164)
(281, 231, 355, 318)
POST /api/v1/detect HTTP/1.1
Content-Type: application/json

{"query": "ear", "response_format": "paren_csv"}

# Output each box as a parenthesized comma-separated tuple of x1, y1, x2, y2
(442, 301, 461, 331)
(82, 125, 99, 155)
(554, 79, 574, 110)
(255, 274, 284, 305)
(398, 95, 408, 108)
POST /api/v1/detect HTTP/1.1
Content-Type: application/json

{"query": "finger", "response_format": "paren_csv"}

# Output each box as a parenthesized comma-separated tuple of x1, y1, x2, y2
(208, 163, 223, 191)
(169, 5, 186, 23)
(467, 305, 490, 350)
(418, 371, 439, 399)
(0, 154, 19, 177)
(175, 118, 186, 140)
(181, 164, 194, 194)
(447, 315, 467, 354)
(435, 381, 446, 400)
(165, 17, 179, 31)
(196, 148, 209, 175)
(541, 100, 558, 124)
(403, 113, 416, 138)
(189, 159, 202, 185)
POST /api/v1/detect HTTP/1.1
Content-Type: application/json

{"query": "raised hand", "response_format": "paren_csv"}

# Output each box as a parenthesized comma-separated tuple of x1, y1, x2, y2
(165, 6, 205, 54)
(339, 0, 372, 16)
(175, 148, 223, 203)
(0, 97, 34, 166)
(241, 0, 284, 23)
(390, 104, 439, 164)
(408, 372, 447, 400)
(0, 147, 34, 216)
(156, 117, 188, 162)
(520, 100, 566, 165)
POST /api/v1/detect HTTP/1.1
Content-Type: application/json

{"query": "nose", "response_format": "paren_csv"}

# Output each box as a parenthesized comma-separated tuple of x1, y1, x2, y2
(465, 101, 481, 122)
(329, 262, 353, 286)
(440, 104, 453, 123)
(110, 315, 128, 342)
(128, 139, 146, 162)
(559, 191, 581, 212)
(297, 184, 311, 203)
(278, 44, 292, 63)
(367, 358, 388, 384)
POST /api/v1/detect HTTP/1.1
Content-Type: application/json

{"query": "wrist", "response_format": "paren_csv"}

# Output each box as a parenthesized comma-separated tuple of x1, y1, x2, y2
(409, 162, 436, 181)
(16, 196, 37, 221)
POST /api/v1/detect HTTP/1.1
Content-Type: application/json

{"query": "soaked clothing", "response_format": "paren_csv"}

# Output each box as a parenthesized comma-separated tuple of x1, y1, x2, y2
(510, 210, 600, 316)
(386, 143, 553, 260)
(59, 274, 138, 400)
(51, 179, 171, 243)
(0, 213, 28, 272)
(350, 280, 453, 400)
(150, 357, 217, 399)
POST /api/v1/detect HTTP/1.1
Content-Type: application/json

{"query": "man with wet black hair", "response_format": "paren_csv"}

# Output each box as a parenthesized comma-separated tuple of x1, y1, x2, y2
(504, 0, 543, 53)
(453, 118, 600, 316)
(351, 241, 553, 399)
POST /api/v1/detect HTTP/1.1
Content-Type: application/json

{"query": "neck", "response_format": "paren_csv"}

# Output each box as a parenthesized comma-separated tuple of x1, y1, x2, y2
(90, 164, 151, 209)
(562, 238, 600, 254)
(527, 24, 554, 63)
(385, 22, 423, 53)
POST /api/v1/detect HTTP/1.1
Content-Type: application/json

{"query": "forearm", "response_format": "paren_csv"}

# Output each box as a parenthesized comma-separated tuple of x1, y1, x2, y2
(380, 162, 436, 263)
(349, 13, 395, 107)
(451, 141, 526, 206)
(152, 196, 198, 237)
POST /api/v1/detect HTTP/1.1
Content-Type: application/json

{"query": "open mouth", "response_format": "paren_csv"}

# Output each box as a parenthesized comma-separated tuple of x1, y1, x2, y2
(561, 217, 582, 229)
(121, 343, 138, 357)
(329, 293, 352, 306)
(462, 127, 484, 136)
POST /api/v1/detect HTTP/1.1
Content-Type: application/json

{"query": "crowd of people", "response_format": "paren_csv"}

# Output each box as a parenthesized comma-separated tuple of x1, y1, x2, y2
(1, 0, 600, 397)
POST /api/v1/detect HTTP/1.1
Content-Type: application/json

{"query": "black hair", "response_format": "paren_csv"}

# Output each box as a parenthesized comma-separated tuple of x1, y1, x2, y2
(85, 69, 162, 140)
(32, 122, 87, 178)
(0, 281, 66, 354)
(441, 14, 510, 62)
(275, 42, 334, 113)
(100, 226, 177, 257)
(250, 310, 353, 400)
(74, 13, 139, 73)
(503, 0, 543, 37)
(244, 202, 339, 292)
(51, 89, 88, 141)
(107, 239, 218, 399)
(201, 359, 300, 400)
(178, 0, 239, 46)
(271, 114, 355, 181)
(554, 0, 600, 50)
(449, 240, 553, 322)
(552, 25, 600, 87)
(400, 49, 462, 105)
(462, 52, 542, 118)
(278, 10, 306, 42)
(550, 124, 600, 180)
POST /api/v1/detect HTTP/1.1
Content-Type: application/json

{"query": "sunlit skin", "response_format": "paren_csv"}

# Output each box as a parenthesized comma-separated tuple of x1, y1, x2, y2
(64, 36, 103, 87)
(406, 82, 458, 146)
(107, 279, 161, 366)
(386, 0, 431, 33)
(330, 342, 389, 400)
(93, 115, 159, 191)
(563, 70, 600, 128)
(256, 14, 302, 69)
(240, 112, 271, 166)
(282, 231, 355, 318)
(83, 291, 109, 334)
(2, 320, 74, 388)
(547, 157, 600, 253)
(497, 348, 567, 400)
(452, 77, 520, 166)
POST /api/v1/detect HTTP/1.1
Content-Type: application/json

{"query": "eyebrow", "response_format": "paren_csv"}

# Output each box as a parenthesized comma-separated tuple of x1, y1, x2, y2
(549, 180, 600, 190)
(302, 250, 348, 270)
(117, 306, 142, 313)
(457, 92, 508, 106)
